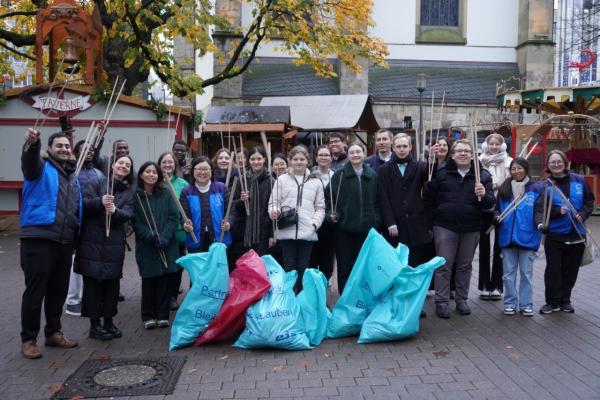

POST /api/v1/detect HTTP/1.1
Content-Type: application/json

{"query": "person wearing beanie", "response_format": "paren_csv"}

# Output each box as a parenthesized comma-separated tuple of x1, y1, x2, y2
(493, 158, 541, 316)
(478, 133, 512, 301)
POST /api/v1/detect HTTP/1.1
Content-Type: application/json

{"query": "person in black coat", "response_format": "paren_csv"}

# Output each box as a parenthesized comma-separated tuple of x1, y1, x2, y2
(378, 133, 432, 266)
(75, 155, 135, 340)
(424, 139, 495, 318)
(230, 146, 274, 263)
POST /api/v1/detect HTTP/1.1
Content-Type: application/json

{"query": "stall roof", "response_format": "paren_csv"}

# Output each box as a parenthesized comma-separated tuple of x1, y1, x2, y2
(203, 105, 291, 133)
(259, 94, 379, 131)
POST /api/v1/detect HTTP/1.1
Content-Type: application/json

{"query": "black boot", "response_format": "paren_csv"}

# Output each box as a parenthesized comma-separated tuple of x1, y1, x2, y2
(89, 318, 113, 341)
(103, 318, 122, 338)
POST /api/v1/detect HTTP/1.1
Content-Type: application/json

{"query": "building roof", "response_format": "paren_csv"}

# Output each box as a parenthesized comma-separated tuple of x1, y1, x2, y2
(242, 59, 519, 105)
(204, 106, 290, 124)
(260, 94, 379, 131)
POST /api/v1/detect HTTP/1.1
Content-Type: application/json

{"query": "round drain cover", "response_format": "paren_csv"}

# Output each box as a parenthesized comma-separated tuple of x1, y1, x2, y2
(93, 364, 157, 387)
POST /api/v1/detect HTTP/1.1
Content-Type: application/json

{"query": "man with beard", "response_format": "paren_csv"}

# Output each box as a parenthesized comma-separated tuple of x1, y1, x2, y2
(20, 129, 81, 358)
(365, 129, 393, 173)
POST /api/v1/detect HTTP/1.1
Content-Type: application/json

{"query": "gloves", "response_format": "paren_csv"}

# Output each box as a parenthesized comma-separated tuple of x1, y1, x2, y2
(492, 215, 502, 225)
(537, 224, 549, 234)
(145, 233, 159, 244)
(154, 236, 167, 250)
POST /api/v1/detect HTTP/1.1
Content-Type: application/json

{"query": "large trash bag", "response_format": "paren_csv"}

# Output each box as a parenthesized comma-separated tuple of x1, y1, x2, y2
(328, 229, 407, 339)
(234, 255, 312, 350)
(169, 243, 229, 351)
(358, 256, 445, 343)
(195, 250, 270, 345)
(297, 268, 331, 345)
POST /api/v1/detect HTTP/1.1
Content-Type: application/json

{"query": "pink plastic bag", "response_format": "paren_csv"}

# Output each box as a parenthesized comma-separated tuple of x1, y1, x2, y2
(195, 250, 270, 345)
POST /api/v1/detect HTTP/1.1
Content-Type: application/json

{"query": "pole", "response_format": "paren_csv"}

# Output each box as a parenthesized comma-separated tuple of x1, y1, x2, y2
(418, 90, 424, 161)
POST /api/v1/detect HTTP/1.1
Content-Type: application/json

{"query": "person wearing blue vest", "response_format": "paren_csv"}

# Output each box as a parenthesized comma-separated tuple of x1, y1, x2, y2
(493, 158, 541, 316)
(180, 156, 231, 254)
(535, 150, 595, 314)
(20, 129, 82, 359)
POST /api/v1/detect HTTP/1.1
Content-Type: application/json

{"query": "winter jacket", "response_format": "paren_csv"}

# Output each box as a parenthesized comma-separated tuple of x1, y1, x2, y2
(181, 181, 231, 249)
(497, 180, 541, 250)
(20, 140, 82, 244)
(169, 175, 189, 244)
(534, 173, 595, 242)
(75, 177, 135, 280)
(330, 152, 348, 171)
(423, 159, 495, 233)
(230, 169, 274, 246)
(365, 152, 391, 173)
(132, 187, 180, 278)
(77, 163, 104, 190)
(268, 169, 325, 241)
(325, 162, 381, 235)
(377, 154, 431, 247)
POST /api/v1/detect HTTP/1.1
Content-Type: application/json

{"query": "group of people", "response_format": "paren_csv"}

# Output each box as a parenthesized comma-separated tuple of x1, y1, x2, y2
(18, 125, 595, 360)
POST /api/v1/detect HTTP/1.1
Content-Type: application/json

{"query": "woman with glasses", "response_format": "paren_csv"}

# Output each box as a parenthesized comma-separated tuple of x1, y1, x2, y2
(180, 156, 231, 253)
(424, 139, 495, 318)
(535, 150, 595, 314)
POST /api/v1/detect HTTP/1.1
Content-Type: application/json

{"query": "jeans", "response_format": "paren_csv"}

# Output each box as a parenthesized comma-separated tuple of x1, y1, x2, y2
(501, 247, 535, 310)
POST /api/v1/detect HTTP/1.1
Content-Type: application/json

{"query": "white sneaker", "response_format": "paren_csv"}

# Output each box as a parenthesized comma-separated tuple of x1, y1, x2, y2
(489, 289, 502, 300)
(520, 307, 534, 316)
(157, 319, 170, 328)
(143, 320, 157, 329)
(503, 307, 516, 315)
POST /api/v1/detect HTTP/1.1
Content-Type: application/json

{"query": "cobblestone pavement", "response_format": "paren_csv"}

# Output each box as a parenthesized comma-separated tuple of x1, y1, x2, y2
(1, 220, 599, 400)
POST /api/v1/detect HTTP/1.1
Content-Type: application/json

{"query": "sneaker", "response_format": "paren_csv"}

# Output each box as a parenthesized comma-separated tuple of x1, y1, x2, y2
(520, 307, 534, 316)
(21, 340, 42, 359)
(65, 303, 81, 317)
(104, 324, 122, 338)
(157, 319, 170, 328)
(456, 302, 471, 315)
(539, 304, 560, 314)
(45, 332, 78, 348)
(503, 307, 516, 315)
(143, 320, 157, 329)
(436, 304, 451, 319)
(89, 326, 113, 341)
(489, 289, 502, 301)
(560, 303, 575, 313)
(479, 291, 491, 300)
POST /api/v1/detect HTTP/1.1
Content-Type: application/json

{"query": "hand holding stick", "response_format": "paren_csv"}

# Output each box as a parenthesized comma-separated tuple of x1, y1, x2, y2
(164, 177, 198, 243)
(485, 193, 526, 234)
(220, 176, 238, 243)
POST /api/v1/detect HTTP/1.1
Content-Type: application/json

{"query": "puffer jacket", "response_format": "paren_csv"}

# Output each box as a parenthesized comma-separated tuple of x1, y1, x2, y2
(75, 177, 135, 280)
(20, 140, 81, 244)
(268, 169, 325, 241)
(325, 161, 381, 235)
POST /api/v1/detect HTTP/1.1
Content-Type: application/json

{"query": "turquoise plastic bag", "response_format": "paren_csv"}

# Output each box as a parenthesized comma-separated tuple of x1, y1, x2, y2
(169, 243, 229, 351)
(358, 256, 445, 344)
(297, 269, 331, 345)
(234, 255, 311, 350)
(327, 229, 408, 339)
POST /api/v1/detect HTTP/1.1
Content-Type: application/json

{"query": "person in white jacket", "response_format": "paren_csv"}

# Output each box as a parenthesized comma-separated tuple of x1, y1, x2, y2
(478, 133, 513, 300)
(269, 145, 325, 292)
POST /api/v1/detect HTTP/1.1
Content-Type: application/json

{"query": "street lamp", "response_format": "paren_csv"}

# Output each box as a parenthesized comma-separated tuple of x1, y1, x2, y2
(416, 73, 426, 161)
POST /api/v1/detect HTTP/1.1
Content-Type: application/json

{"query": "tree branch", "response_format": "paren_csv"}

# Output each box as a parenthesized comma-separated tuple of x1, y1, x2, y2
(0, 40, 35, 60)
(0, 11, 38, 19)
(0, 29, 35, 47)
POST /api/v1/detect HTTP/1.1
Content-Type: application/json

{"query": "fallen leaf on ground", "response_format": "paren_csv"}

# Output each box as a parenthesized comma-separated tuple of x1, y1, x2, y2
(322, 352, 331, 358)
(508, 351, 520, 361)
(297, 359, 313, 367)
(53, 362, 65, 368)
(433, 351, 449, 358)
(187, 368, 198, 374)
(272, 365, 286, 372)
(48, 384, 64, 394)
(219, 355, 229, 360)
(96, 354, 111, 360)
(68, 395, 84, 400)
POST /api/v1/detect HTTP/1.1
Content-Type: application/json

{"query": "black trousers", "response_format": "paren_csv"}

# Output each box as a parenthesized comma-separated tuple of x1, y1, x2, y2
(279, 239, 314, 293)
(334, 230, 368, 294)
(478, 217, 503, 292)
(20, 239, 73, 342)
(81, 276, 119, 319)
(141, 275, 171, 321)
(310, 221, 335, 281)
(544, 238, 585, 306)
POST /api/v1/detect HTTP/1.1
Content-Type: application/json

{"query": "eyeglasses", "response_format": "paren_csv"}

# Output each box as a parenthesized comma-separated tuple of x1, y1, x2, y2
(548, 161, 564, 166)
(454, 149, 472, 154)
(194, 167, 211, 172)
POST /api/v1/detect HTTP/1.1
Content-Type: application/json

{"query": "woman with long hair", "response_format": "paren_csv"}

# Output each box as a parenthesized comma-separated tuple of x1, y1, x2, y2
(535, 150, 595, 314)
(327, 142, 381, 294)
(158, 151, 189, 311)
(76, 155, 135, 340)
(180, 156, 231, 253)
(268, 145, 325, 292)
(132, 161, 180, 329)
(211, 148, 238, 189)
(495, 158, 541, 316)
(271, 153, 288, 178)
(478, 133, 512, 300)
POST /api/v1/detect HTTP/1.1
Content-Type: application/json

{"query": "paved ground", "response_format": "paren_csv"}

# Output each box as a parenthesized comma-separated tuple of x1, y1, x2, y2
(1, 220, 600, 400)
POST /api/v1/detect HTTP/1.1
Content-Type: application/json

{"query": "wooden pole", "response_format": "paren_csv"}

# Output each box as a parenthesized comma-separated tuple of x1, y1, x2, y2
(143, 192, 169, 268)
(518, 136, 533, 158)
(220, 176, 238, 243)
(135, 193, 168, 268)
(239, 136, 250, 215)
(164, 176, 199, 243)
(524, 142, 539, 160)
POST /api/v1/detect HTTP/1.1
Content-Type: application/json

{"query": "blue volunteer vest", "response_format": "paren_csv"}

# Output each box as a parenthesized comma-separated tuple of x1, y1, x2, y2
(548, 176, 585, 236)
(498, 190, 541, 250)
(186, 191, 231, 249)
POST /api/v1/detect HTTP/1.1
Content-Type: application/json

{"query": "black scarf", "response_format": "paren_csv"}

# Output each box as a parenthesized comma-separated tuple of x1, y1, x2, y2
(244, 168, 269, 247)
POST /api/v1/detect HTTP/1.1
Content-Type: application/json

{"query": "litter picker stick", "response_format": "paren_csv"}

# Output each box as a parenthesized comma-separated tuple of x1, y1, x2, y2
(428, 89, 435, 162)
(518, 137, 533, 158)
(430, 91, 446, 180)
(485, 193, 526, 235)
(220, 176, 238, 243)
(143, 193, 169, 268)
(224, 153, 234, 188)
(541, 183, 554, 246)
(135, 193, 168, 268)
(105, 160, 112, 237)
(266, 142, 272, 175)
(164, 177, 198, 243)
(524, 142, 539, 160)
(471, 125, 482, 201)
(334, 171, 344, 214)
(238, 136, 250, 215)
(95, 79, 126, 147)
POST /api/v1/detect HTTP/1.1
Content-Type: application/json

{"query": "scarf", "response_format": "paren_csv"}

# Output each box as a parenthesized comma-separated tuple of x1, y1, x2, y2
(244, 169, 267, 248)
(479, 151, 508, 168)
(510, 176, 529, 199)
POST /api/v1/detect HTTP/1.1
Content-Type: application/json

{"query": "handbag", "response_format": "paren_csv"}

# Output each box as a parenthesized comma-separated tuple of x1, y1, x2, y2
(580, 238, 599, 267)
(276, 176, 305, 229)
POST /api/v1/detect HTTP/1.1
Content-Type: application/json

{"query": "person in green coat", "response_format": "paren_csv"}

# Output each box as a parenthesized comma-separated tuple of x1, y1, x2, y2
(326, 142, 381, 294)
(158, 151, 190, 311)
(132, 161, 180, 330)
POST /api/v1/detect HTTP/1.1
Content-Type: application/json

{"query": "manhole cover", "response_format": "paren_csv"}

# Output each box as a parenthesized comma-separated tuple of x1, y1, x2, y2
(52, 356, 186, 399)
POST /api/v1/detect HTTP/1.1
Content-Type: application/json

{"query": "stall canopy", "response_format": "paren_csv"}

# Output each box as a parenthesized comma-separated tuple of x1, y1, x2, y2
(260, 94, 380, 132)
(203, 106, 291, 133)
